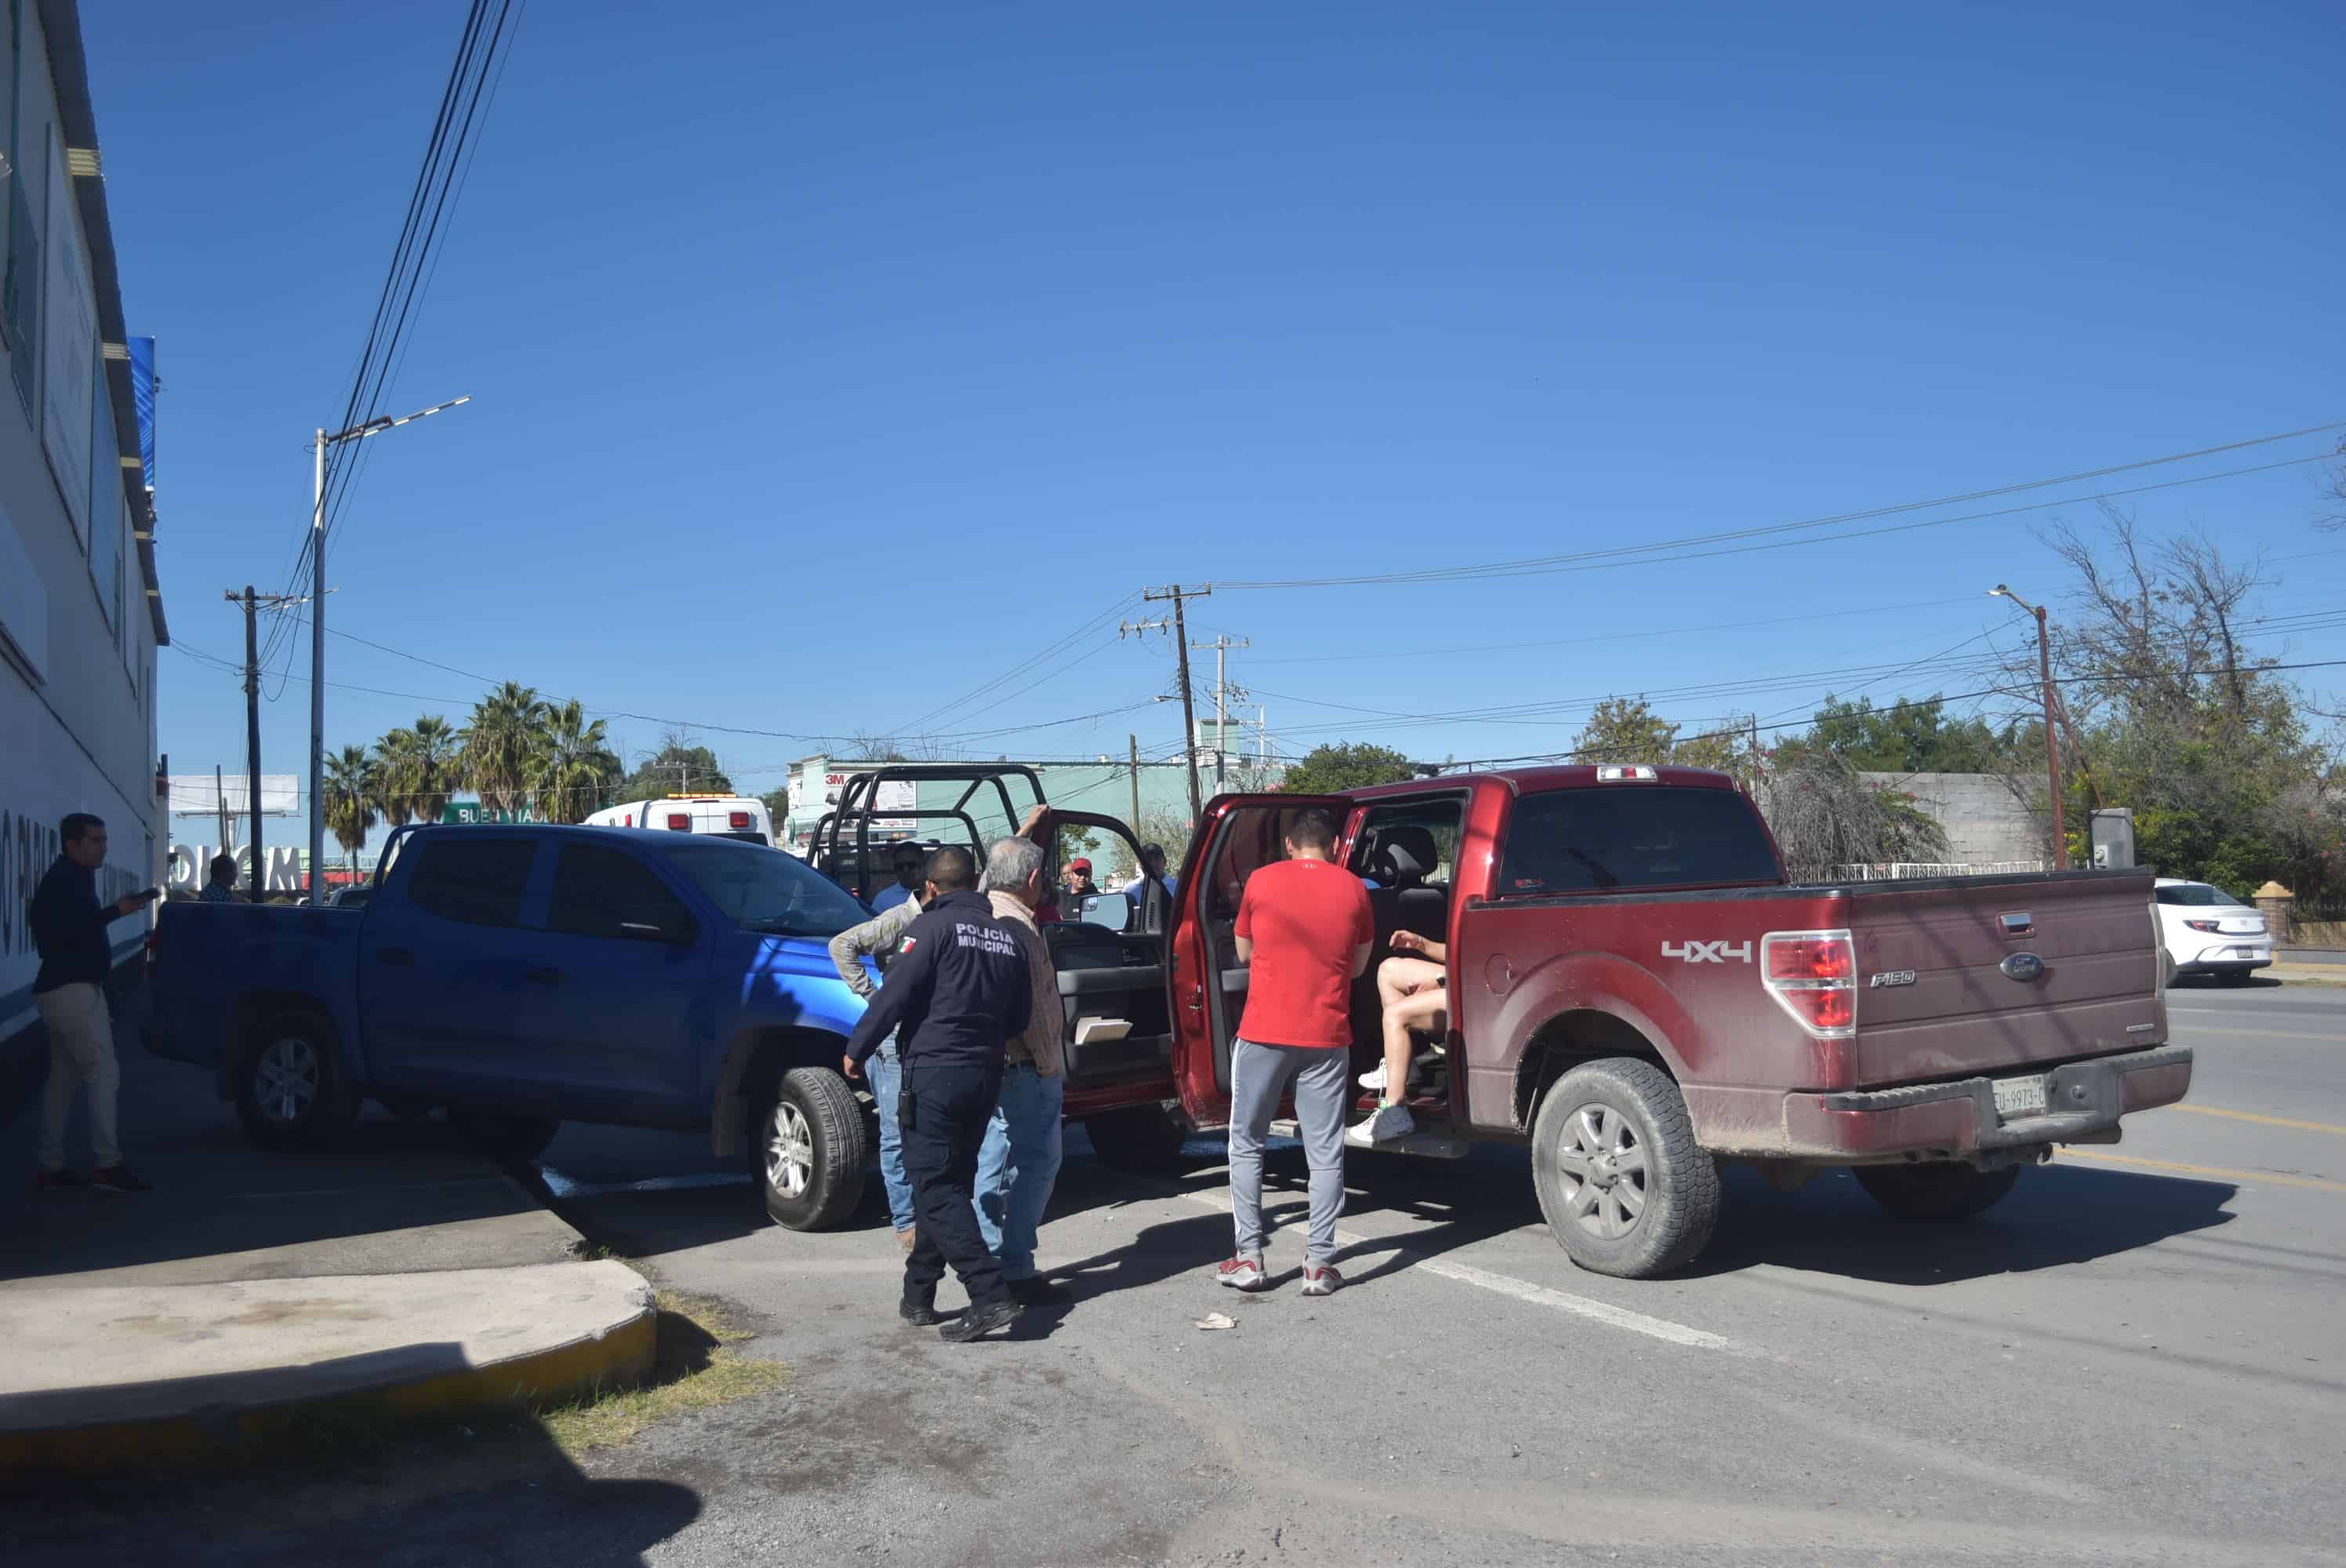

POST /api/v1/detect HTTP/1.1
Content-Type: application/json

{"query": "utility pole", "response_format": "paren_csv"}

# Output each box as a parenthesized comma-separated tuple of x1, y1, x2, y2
(227, 585, 299, 898)
(1128, 734, 1142, 826)
(1990, 585, 2068, 871)
(306, 394, 470, 900)
(1190, 632, 1250, 788)
(1258, 705, 1269, 769)
(215, 764, 230, 867)
(1126, 583, 1212, 823)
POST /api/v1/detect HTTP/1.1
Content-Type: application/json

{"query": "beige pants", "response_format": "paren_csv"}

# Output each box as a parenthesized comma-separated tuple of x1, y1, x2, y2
(35, 982, 120, 1171)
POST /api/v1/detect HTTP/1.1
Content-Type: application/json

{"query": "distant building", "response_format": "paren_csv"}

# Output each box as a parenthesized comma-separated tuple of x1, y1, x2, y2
(2, 2, 169, 1105)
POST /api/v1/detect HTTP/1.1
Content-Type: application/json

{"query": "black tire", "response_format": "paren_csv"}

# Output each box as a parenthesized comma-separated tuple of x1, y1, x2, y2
(758, 1067, 866, 1230)
(1086, 1101, 1194, 1174)
(233, 1011, 359, 1151)
(1531, 1058, 1720, 1279)
(447, 1107, 562, 1163)
(1852, 1162, 2021, 1223)
(376, 1092, 435, 1122)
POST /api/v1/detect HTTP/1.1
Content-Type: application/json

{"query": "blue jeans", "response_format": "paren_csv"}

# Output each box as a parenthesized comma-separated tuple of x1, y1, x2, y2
(865, 1036, 917, 1232)
(974, 1063, 1064, 1281)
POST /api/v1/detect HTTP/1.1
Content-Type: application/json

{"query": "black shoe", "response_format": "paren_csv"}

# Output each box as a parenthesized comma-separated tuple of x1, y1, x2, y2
(1007, 1276, 1072, 1307)
(938, 1298, 1022, 1343)
(899, 1296, 952, 1327)
(91, 1165, 151, 1194)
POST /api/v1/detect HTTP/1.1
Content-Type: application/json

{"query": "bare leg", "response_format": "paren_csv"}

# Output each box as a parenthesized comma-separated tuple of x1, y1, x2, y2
(1378, 987, 1448, 1109)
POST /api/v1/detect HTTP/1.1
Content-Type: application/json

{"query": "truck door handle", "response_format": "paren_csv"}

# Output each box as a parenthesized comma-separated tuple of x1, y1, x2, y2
(524, 966, 564, 986)
(376, 947, 416, 967)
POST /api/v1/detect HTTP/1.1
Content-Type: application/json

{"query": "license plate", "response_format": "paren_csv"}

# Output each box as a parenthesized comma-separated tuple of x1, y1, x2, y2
(1992, 1074, 2049, 1120)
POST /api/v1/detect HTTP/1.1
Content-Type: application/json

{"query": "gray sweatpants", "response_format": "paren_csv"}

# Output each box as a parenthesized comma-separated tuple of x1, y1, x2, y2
(1227, 1037, 1349, 1265)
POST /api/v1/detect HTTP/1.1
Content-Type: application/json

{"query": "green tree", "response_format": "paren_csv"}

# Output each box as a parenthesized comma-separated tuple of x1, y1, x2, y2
(532, 699, 623, 823)
(1571, 697, 1676, 767)
(398, 714, 465, 825)
(463, 682, 551, 813)
(616, 734, 733, 801)
(1777, 694, 2014, 775)
(1281, 741, 1418, 794)
(322, 744, 381, 880)
(759, 786, 790, 837)
(372, 725, 419, 827)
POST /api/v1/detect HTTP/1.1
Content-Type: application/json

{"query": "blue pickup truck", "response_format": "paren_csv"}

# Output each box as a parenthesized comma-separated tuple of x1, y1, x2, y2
(147, 824, 878, 1229)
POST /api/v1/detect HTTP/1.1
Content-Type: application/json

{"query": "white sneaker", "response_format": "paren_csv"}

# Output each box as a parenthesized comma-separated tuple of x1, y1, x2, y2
(1358, 1051, 1441, 1092)
(1345, 1103, 1416, 1148)
(1218, 1252, 1267, 1291)
(1300, 1261, 1342, 1297)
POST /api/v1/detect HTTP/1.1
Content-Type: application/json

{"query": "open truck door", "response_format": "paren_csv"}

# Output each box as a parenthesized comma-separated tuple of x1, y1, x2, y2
(1167, 793, 1356, 1130)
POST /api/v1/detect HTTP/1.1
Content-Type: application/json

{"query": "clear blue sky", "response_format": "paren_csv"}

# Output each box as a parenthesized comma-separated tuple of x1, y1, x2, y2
(84, 1, 2344, 844)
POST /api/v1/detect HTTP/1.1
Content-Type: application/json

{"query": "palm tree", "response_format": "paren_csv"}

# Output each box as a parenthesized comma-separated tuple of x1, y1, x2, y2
(463, 682, 550, 814)
(372, 726, 419, 827)
(394, 714, 464, 826)
(532, 699, 622, 823)
(322, 744, 381, 882)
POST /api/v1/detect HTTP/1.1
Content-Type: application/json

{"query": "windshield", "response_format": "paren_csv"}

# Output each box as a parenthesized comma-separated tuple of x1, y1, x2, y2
(659, 840, 872, 937)
(2155, 884, 2248, 908)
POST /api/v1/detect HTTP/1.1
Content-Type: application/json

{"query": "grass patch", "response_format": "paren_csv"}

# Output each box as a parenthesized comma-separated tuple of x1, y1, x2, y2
(534, 1291, 790, 1457)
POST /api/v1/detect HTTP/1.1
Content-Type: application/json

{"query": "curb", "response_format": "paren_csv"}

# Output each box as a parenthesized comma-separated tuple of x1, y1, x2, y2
(0, 1266, 657, 1483)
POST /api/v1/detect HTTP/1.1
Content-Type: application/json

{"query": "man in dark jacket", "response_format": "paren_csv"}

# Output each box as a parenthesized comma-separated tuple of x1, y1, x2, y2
(843, 845, 1033, 1342)
(31, 813, 158, 1192)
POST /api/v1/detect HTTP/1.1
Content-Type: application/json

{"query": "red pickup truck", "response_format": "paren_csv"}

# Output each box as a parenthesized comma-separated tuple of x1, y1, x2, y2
(1035, 764, 2188, 1279)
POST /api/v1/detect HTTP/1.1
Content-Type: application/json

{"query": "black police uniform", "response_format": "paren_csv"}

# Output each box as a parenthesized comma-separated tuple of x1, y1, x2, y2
(844, 888, 1033, 1316)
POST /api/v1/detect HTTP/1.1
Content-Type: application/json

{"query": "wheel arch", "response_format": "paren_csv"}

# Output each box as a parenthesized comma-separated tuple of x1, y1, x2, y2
(711, 1023, 853, 1156)
(1512, 1007, 1676, 1133)
(215, 989, 347, 1100)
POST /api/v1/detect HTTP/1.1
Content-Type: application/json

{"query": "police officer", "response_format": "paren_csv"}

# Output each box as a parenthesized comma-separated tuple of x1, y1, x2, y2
(843, 844, 1033, 1342)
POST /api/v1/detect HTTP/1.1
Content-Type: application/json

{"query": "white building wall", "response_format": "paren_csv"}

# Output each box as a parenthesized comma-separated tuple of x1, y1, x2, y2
(2, 1, 165, 1047)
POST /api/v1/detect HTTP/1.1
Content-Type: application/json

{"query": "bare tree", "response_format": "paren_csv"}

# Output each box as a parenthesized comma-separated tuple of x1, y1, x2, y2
(1761, 752, 1951, 878)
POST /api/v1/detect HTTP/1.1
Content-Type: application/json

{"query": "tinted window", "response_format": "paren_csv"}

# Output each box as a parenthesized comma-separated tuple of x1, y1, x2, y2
(2155, 884, 2246, 907)
(660, 840, 873, 938)
(1498, 786, 1780, 896)
(405, 837, 536, 927)
(549, 845, 695, 940)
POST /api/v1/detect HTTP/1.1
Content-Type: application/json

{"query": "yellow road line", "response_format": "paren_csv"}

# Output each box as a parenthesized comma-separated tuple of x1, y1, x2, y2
(2172, 1104, 2346, 1136)
(2059, 1148, 2346, 1192)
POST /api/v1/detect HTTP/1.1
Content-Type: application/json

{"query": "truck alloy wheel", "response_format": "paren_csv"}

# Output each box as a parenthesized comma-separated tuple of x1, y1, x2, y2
(757, 1067, 865, 1231)
(233, 1011, 358, 1151)
(1531, 1058, 1720, 1279)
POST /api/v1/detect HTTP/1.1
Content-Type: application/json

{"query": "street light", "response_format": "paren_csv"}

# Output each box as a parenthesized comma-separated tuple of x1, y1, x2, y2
(1989, 584, 2068, 871)
(307, 394, 470, 900)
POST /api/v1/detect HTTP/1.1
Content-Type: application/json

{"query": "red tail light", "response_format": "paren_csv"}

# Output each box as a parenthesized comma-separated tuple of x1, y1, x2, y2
(1765, 937, 1853, 982)
(728, 811, 751, 829)
(2182, 919, 2222, 933)
(666, 814, 691, 831)
(1762, 930, 1856, 1038)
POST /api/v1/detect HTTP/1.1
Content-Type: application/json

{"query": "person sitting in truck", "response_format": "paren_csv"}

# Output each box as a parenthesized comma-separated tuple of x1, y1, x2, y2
(1346, 929, 1448, 1147)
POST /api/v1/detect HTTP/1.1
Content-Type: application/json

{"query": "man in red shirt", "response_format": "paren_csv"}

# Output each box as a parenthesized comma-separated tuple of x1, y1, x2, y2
(1217, 808, 1373, 1298)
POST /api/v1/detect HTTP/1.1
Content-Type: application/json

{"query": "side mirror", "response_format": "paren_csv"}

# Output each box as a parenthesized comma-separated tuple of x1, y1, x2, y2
(1077, 892, 1135, 933)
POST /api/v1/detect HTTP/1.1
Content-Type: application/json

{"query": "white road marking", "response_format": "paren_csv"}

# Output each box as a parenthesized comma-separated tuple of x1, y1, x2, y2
(1180, 1190, 1752, 1354)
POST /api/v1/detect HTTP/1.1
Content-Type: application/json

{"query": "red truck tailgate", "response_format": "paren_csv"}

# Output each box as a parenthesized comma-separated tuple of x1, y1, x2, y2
(1843, 870, 2165, 1087)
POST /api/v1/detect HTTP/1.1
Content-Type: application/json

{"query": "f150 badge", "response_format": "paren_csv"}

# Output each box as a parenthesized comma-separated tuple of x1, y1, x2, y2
(1869, 969, 1918, 989)
(1662, 940, 1752, 964)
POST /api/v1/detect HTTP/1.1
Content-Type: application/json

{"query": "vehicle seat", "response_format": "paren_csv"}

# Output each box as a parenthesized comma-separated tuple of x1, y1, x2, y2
(1350, 825, 1451, 1062)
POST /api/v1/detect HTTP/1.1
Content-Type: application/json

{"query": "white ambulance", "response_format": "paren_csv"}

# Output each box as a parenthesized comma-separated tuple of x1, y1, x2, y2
(584, 794, 776, 846)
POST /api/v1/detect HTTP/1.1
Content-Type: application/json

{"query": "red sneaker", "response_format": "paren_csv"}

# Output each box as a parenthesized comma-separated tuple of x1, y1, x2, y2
(1217, 1253, 1266, 1291)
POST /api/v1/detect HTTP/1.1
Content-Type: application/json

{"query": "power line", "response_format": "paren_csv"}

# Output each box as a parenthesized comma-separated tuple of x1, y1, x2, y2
(1218, 425, 2345, 591)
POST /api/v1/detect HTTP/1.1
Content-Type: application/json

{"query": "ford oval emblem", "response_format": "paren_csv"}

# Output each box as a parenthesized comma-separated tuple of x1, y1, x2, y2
(2000, 953, 2046, 982)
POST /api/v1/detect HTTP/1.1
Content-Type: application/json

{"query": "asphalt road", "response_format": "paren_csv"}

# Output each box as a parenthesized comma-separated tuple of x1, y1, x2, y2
(20, 980, 2344, 1566)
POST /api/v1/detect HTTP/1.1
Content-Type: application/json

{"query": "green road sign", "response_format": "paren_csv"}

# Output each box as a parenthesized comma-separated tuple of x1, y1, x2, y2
(440, 804, 550, 826)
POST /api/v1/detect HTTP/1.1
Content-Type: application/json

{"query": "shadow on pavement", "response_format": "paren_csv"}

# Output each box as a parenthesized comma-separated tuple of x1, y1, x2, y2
(1687, 1160, 2238, 1283)
(2, 995, 563, 1287)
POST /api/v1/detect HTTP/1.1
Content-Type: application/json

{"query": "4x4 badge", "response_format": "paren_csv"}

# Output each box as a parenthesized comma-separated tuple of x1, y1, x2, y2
(1662, 940, 1752, 965)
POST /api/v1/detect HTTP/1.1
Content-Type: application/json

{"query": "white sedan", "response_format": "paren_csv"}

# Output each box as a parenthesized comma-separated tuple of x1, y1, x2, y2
(2155, 878, 2272, 985)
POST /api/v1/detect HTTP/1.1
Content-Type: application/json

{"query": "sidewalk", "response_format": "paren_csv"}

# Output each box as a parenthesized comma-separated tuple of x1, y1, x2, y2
(0, 988, 656, 1478)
